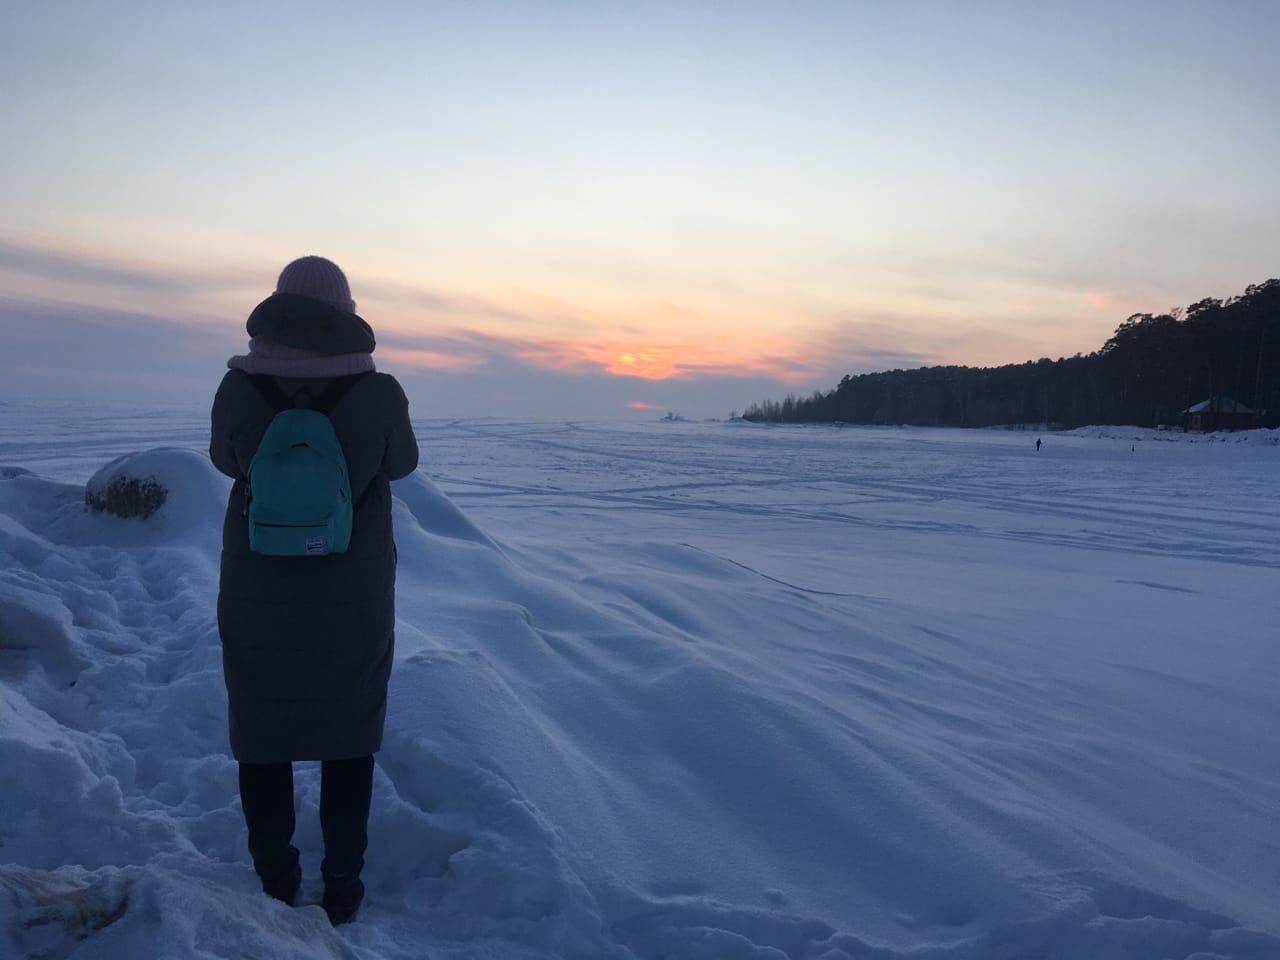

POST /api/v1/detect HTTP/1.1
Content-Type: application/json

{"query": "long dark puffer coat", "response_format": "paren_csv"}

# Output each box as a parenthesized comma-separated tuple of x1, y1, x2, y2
(210, 294, 419, 763)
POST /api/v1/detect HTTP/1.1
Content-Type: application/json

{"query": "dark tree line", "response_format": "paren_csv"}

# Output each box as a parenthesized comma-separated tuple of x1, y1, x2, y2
(742, 279, 1280, 429)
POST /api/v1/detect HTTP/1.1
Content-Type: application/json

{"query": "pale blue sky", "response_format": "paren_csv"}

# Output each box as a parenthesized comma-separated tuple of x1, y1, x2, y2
(2, 1, 1277, 417)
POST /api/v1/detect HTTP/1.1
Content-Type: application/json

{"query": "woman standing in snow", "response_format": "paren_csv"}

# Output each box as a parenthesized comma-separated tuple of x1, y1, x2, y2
(210, 256, 419, 924)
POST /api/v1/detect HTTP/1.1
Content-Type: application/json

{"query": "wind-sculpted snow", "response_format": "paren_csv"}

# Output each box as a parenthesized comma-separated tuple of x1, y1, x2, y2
(1, 414, 1278, 959)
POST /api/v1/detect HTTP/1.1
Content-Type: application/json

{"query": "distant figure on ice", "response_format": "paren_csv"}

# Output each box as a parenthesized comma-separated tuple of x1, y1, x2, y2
(210, 256, 419, 924)
(1035, 437, 1042, 452)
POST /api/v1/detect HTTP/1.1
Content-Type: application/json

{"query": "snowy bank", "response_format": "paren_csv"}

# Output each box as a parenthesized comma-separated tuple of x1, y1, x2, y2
(1, 422, 1278, 959)
(1063, 424, 1280, 445)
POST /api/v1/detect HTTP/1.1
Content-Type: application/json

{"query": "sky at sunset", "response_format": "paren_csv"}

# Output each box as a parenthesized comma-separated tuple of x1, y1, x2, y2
(3, 1, 1278, 418)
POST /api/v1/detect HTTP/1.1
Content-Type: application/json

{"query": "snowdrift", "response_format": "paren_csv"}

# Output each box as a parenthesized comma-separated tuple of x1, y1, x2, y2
(1, 437, 1277, 959)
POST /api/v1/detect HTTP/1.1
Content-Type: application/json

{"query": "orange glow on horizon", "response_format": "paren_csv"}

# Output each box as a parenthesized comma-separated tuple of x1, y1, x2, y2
(375, 329, 823, 385)
(374, 280, 826, 384)
(512, 337, 819, 384)
(604, 346, 681, 379)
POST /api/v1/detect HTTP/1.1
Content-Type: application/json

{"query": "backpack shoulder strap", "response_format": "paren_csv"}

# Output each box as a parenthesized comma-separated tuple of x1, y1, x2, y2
(245, 373, 293, 413)
(244, 371, 371, 414)
(310, 371, 373, 416)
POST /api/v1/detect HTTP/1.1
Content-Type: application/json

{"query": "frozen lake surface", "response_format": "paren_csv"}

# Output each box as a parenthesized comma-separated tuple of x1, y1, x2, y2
(1, 403, 1278, 959)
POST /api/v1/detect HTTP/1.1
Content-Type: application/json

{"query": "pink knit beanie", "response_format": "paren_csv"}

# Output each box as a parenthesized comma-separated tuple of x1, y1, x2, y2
(275, 256, 356, 312)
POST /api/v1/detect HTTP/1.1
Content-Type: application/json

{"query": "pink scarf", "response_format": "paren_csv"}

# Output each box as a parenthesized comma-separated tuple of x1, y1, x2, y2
(228, 337, 376, 377)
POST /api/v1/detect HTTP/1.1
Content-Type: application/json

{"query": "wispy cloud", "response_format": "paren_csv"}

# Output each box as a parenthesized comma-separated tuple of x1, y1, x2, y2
(377, 326, 827, 384)
(0, 238, 189, 294)
(376, 346, 488, 373)
(0, 293, 986, 418)
(363, 280, 553, 329)
(8, 234, 1137, 413)
(0, 235, 260, 301)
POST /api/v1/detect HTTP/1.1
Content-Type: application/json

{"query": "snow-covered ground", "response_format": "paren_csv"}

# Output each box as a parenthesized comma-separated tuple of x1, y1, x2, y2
(1, 404, 1277, 960)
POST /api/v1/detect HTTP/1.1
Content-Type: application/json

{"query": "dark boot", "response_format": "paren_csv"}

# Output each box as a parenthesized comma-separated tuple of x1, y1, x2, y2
(322, 876, 365, 925)
(261, 853, 302, 907)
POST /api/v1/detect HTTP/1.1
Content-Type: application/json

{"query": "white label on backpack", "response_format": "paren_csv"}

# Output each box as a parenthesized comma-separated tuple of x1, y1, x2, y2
(304, 537, 327, 555)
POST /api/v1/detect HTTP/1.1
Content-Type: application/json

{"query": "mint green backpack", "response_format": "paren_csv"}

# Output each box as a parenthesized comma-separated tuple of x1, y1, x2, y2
(244, 373, 369, 557)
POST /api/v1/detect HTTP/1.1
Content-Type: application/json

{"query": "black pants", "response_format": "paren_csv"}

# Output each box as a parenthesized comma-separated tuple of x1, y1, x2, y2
(239, 756, 375, 885)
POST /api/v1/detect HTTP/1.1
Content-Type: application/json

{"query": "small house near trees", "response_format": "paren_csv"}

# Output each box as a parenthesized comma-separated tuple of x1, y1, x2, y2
(1183, 397, 1257, 432)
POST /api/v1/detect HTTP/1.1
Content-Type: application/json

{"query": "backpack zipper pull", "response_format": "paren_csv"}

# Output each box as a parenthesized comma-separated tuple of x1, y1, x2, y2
(242, 480, 252, 517)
